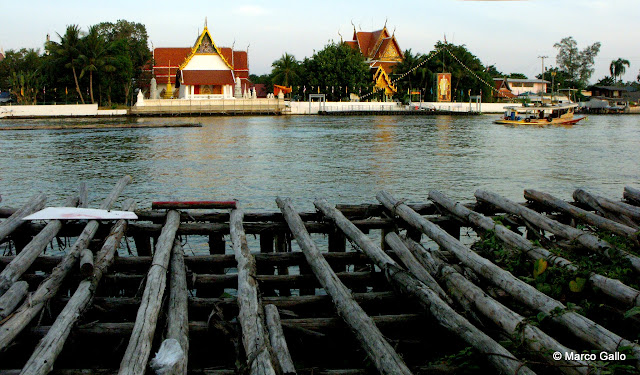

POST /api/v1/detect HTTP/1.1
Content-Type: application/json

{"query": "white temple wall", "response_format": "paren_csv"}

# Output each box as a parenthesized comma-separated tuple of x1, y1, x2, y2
(183, 55, 229, 70)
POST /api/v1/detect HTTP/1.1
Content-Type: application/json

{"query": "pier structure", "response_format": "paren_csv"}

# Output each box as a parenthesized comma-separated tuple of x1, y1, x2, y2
(1, 179, 640, 373)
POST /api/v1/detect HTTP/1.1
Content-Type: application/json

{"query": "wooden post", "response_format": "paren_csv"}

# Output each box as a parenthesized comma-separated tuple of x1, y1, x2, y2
(264, 305, 296, 375)
(430, 190, 640, 308)
(475, 189, 640, 273)
(275, 232, 291, 297)
(277, 197, 412, 375)
(134, 235, 152, 256)
(315, 197, 535, 375)
(19, 199, 136, 375)
(0, 194, 78, 296)
(259, 232, 275, 296)
(0, 193, 46, 244)
(0, 176, 131, 352)
(377, 189, 640, 367)
(574, 189, 640, 228)
(118, 210, 180, 375)
(230, 209, 277, 375)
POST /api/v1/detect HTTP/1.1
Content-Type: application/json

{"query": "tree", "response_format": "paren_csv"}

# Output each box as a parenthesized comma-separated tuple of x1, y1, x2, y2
(79, 25, 108, 104)
(48, 25, 85, 103)
(299, 42, 371, 101)
(508, 73, 528, 79)
(391, 49, 433, 103)
(271, 53, 300, 87)
(553, 36, 601, 88)
(609, 58, 630, 84)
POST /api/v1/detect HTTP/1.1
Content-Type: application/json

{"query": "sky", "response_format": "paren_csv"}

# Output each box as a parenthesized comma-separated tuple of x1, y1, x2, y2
(2, 0, 639, 83)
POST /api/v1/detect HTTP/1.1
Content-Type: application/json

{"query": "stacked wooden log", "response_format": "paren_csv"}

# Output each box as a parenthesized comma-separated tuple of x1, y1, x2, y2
(0, 185, 638, 375)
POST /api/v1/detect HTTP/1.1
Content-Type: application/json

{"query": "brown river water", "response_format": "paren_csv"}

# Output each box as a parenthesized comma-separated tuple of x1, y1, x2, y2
(0, 114, 638, 212)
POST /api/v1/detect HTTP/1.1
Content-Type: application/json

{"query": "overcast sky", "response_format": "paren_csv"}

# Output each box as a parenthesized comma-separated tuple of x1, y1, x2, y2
(2, 0, 639, 83)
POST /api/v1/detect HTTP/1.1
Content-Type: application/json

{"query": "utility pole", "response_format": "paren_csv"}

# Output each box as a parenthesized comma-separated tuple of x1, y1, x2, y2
(538, 56, 548, 95)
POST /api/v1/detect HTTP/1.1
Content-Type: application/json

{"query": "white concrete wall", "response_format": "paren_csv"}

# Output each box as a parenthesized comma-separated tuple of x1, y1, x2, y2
(287, 101, 515, 114)
(183, 55, 229, 70)
(0, 104, 100, 118)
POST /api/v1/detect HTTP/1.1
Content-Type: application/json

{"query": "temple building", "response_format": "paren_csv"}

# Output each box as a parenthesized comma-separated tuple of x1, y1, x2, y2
(344, 26, 404, 99)
(152, 25, 250, 99)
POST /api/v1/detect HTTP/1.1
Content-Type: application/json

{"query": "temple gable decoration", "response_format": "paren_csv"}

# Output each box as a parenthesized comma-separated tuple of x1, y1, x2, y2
(345, 26, 404, 99)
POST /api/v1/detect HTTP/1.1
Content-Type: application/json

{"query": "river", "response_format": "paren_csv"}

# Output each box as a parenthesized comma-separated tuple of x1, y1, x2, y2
(0, 114, 638, 212)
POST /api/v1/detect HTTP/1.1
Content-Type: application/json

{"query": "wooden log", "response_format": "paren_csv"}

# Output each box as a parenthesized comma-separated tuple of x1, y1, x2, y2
(624, 186, 640, 206)
(19, 200, 136, 375)
(573, 189, 640, 228)
(0, 193, 46, 244)
(377, 189, 640, 367)
(277, 197, 412, 375)
(264, 305, 296, 375)
(133, 235, 152, 256)
(275, 232, 291, 297)
(0, 281, 28, 320)
(118, 210, 180, 375)
(476, 189, 640, 273)
(163, 240, 189, 375)
(0, 176, 131, 351)
(0, 194, 78, 296)
(525, 189, 638, 241)
(79, 249, 94, 277)
(314, 198, 535, 375)
(78, 182, 89, 208)
(151, 201, 237, 210)
(388, 233, 589, 375)
(430, 190, 640, 307)
(230, 209, 278, 375)
(384, 233, 451, 304)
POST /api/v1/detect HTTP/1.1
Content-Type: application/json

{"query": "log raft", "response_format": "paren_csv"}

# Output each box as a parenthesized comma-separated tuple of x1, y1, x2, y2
(0, 184, 639, 374)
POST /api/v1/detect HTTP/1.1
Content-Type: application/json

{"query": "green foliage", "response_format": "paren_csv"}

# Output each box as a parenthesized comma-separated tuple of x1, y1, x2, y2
(271, 53, 300, 88)
(0, 48, 43, 103)
(609, 58, 631, 84)
(298, 42, 372, 101)
(508, 73, 528, 79)
(553, 36, 601, 88)
(428, 346, 481, 372)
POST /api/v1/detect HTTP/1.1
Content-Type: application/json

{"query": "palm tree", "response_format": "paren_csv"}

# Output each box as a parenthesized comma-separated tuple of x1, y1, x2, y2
(271, 53, 299, 87)
(609, 58, 630, 84)
(48, 25, 85, 104)
(79, 25, 108, 104)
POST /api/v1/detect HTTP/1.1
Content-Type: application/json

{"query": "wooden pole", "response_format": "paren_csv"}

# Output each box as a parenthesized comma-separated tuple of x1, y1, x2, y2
(524, 189, 638, 241)
(624, 186, 640, 206)
(377, 189, 640, 367)
(230, 209, 278, 375)
(387, 233, 589, 375)
(153, 240, 189, 375)
(19, 199, 136, 375)
(0, 176, 131, 351)
(430, 190, 640, 307)
(475, 189, 640, 273)
(0, 194, 78, 296)
(277, 197, 413, 375)
(152, 201, 237, 210)
(264, 305, 297, 375)
(118, 210, 180, 375)
(0, 281, 28, 320)
(0, 193, 46, 244)
(314, 197, 535, 375)
(574, 189, 640, 228)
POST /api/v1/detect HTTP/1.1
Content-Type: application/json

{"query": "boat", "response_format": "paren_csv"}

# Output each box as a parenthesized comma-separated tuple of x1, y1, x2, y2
(495, 103, 586, 125)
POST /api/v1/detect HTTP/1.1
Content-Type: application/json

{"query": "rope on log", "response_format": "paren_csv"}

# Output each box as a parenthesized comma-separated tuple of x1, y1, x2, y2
(314, 197, 535, 375)
(277, 197, 411, 375)
(377, 189, 640, 368)
(524, 189, 638, 241)
(0, 193, 46, 244)
(118, 210, 180, 375)
(0, 176, 132, 351)
(387, 232, 589, 375)
(264, 305, 297, 375)
(476, 189, 640, 273)
(429, 190, 640, 307)
(19, 199, 136, 375)
(230, 209, 278, 375)
(573, 189, 640, 229)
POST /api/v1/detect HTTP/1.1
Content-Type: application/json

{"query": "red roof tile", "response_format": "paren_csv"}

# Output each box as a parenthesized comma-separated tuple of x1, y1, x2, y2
(153, 48, 191, 67)
(355, 32, 373, 56)
(182, 70, 235, 85)
(233, 51, 248, 70)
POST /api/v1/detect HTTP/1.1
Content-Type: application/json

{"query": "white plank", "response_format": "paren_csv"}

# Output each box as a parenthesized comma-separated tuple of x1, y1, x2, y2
(23, 207, 137, 221)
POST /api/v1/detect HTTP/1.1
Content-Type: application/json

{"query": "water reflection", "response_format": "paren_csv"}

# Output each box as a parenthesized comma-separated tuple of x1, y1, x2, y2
(0, 115, 638, 211)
